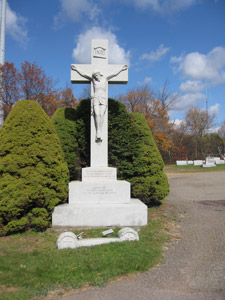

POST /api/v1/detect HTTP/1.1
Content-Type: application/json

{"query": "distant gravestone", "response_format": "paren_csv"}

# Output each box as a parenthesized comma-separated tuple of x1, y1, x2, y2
(203, 163, 216, 168)
(194, 160, 204, 166)
(206, 157, 217, 165)
(176, 160, 188, 166)
(213, 157, 221, 164)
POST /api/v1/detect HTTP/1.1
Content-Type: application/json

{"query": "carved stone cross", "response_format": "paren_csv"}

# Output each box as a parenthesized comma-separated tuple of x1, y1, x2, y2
(71, 39, 128, 167)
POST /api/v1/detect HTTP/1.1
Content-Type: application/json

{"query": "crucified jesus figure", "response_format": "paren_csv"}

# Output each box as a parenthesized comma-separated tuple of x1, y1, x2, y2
(71, 64, 128, 143)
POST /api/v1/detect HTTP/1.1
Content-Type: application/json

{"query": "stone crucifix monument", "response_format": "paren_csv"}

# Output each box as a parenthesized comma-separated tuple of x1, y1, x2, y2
(52, 40, 147, 227)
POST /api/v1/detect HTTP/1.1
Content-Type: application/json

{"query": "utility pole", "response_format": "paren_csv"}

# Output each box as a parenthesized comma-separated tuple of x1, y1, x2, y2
(0, 0, 7, 127)
(205, 82, 209, 133)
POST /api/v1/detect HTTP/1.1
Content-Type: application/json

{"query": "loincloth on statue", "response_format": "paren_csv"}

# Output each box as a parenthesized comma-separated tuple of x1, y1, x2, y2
(92, 96, 107, 106)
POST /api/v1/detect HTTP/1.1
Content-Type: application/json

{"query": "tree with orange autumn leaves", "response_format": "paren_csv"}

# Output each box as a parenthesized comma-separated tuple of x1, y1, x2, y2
(118, 86, 175, 161)
(0, 62, 21, 119)
(0, 61, 78, 118)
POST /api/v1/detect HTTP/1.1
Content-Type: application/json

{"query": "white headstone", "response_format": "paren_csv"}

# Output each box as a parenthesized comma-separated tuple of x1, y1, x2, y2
(206, 157, 217, 165)
(202, 163, 216, 168)
(176, 160, 188, 166)
(194, 160, 204, 166)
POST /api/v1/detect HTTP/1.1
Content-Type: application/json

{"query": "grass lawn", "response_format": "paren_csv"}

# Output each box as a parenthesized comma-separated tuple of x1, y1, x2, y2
(165, 164, 225, 173)
(0, 206, 171, 300)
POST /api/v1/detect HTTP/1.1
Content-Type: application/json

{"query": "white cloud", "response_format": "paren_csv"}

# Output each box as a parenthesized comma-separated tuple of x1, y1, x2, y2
(138, 77, 152, 85)
(171, 92, 205, 113)
(209, 126, 220, 133)
(72, 27, 130, 65)
(140, 44, 170, 62)
(170, 55, 184, 64)
(0, 0, 28, 46)
(208, 103, 220, 116)
(54, 0, 100, 28)
(170, 47, 225, 119)
(172, 47, 225, 85)
(173, 119, 183, 128)
(179, 80, 205, 93)
(128, 0, 197, 14)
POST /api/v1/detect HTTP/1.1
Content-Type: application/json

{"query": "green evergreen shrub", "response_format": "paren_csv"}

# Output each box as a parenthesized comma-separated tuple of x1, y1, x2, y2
(75, 99, 91, 167)
(129, 113, 169, 203)
(0, 100, 69, 235)
(108, 100, 169, 205)
(75, 98, 169, 205)
(51, 107, 81, 180)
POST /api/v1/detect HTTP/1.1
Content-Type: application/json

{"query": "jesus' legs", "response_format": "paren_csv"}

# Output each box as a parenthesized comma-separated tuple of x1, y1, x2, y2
(93, 104, 107, 142)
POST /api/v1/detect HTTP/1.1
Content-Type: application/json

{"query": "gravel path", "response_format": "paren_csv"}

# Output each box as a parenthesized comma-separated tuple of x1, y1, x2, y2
(59, 172, 225, 300)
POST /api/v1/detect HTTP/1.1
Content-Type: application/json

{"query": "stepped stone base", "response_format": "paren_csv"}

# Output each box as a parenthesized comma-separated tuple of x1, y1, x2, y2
(52, 199, 147, 227)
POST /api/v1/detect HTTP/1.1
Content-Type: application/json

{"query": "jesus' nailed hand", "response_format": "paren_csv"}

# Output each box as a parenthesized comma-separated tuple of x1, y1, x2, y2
(71, 64, 128, 143)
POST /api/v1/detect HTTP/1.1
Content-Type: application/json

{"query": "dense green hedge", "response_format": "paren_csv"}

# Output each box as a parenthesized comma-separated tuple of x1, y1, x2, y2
(73, 98, 169, 205)
(74, 98, 91, 168)
(51, 107, 81, 180)
(129, 113, 169, 203)
(0, 100, 69, 235)
(108, 100, 169, 204)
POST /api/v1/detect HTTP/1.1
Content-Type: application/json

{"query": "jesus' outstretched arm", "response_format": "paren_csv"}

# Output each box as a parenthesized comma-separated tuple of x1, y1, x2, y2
(71, 65, 92, 81)
(106, 65, 128, 81)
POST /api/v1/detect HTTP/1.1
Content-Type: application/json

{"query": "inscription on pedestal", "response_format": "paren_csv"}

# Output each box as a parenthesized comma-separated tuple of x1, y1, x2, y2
(69, 181, 131, 204)
(82, 167, 117, 182)
(86, 186, 116, 196)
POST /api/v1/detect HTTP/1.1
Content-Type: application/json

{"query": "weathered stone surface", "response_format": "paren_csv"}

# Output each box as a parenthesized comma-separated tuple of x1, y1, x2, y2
(56, 227, 139, 249)
(56, 232, 78, 249)
(117, 227, 139, 241)
(52, 199, 147, 227)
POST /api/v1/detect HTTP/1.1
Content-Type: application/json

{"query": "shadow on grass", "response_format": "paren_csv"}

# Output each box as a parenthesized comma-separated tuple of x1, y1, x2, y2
(146, 200, 162, 208)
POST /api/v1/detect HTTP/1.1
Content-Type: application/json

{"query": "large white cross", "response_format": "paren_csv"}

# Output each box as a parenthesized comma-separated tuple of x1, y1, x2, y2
(71, 39, 128, 167)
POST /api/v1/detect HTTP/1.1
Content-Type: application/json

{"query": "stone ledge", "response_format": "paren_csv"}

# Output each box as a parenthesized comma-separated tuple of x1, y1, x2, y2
(52, 199, 148, 227)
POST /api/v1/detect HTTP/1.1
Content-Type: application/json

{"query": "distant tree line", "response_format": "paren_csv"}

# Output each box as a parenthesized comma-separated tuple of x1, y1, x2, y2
(117, 85, 225, 162)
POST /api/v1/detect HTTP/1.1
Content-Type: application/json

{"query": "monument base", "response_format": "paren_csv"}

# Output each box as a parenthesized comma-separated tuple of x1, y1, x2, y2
(52, 199, 147, 227)
(69, 180, 130, 204)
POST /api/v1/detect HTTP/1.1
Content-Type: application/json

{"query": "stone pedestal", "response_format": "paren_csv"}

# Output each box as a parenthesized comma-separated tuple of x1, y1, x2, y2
(52, 167, 148, 228)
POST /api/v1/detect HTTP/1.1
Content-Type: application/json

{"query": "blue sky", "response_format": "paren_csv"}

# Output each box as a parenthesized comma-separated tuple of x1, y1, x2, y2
(2, 0, 225, 128)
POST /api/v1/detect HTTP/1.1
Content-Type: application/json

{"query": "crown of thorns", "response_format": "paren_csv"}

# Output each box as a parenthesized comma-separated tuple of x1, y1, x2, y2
(92, 71, 102, 76)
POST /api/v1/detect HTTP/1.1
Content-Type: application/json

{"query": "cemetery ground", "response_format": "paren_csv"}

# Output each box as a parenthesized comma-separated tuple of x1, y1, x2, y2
(1, 168, 225, 300)
(165, 163, 225, 174)
(0, 204, 170, 300)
